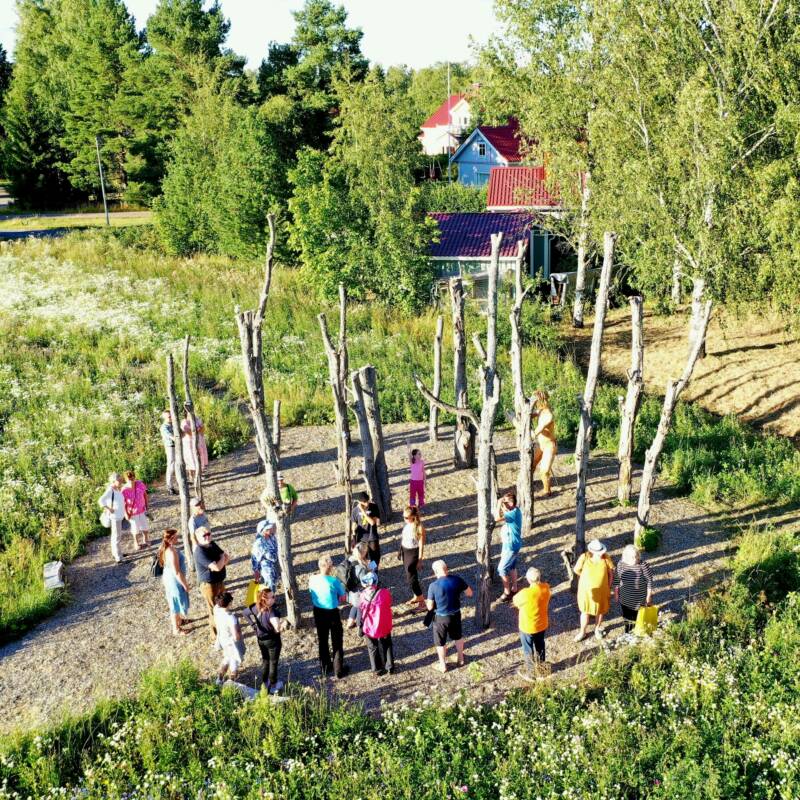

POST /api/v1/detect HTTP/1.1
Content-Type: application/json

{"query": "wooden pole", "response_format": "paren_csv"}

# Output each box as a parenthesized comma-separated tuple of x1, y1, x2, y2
(272, 399, 281, 459)
(574, 231, 616, 555)
(617, 296, 644, 505)
(166, 354, 192, 569)
(182, 335, 203, 503)
(634, 290, 712, 538)
(450, 277, 475, 468)
(350, 370, 383, 516)
(428, 315, 444, 442)
(358, 365, 391, 522)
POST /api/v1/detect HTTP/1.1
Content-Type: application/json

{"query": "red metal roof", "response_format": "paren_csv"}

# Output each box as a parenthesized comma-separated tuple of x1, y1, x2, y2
(421, 94, 466, 128)
(480, 118, 523, 162)
(428, 212, 534, 259)
(487, 166, 559, 209)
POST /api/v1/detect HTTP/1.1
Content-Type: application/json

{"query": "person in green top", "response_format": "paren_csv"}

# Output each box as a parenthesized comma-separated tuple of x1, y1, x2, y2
(260, 472, 298, 519)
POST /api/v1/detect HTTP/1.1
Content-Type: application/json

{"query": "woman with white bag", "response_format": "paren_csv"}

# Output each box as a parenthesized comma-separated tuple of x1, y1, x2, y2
(98, 472, 126, 563)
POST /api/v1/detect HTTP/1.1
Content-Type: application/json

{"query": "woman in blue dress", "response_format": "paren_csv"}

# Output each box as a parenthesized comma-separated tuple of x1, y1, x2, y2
(159, 528, 191, 635)
(251, 519, 280, 590)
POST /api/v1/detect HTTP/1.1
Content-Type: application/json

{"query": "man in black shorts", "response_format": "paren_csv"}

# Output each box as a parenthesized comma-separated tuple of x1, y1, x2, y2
(426, 559, 473, 672)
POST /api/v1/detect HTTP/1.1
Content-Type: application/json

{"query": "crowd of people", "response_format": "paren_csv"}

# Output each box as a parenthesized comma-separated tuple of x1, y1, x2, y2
(97, 390, 657, 692)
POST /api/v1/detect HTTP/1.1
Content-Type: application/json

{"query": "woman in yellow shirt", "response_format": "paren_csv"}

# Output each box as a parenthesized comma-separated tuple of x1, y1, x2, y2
(531, 390, 557, 496)
(573, 539, 615, 642)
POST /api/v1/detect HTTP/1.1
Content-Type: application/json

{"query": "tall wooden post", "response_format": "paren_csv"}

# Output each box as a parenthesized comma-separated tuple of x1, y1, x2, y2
(182, 335, 203, 503)
(617, 296, 644, 505)
(428, 315, 444, 442)
(574, 231, 616, 555)
(234, 215, 301, 628)
(450, 277, 475, 468)
(350, 370, 383, 517)
(272, 399, 281, 459)
(166, 354, 192, 569)
(357, 365, 392, 521)
(572, 172, 591, 328)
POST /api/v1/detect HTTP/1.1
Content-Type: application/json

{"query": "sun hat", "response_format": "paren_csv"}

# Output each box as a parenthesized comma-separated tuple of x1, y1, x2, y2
(190, 497, 203, 508)
(257, 519, 276, 535)
(276, 471, 284, 481)
(361, 571, 378, 587)
(587, 539, 607, 555)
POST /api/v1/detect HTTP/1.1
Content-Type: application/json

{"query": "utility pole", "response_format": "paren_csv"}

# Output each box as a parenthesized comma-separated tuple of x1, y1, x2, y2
(95, 135, 110, 226)
(447, 61, 452, 184)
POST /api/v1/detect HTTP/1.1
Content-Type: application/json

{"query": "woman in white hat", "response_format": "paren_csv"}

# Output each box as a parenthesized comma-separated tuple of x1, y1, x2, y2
(573, 539, 615, 641)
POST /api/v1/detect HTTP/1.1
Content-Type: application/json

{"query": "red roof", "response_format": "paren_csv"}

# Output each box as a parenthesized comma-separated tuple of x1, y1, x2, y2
(487, 166, 559, 209)
(421, 94, 466, 129)
(428, 212, 534, 259)
(480, 118, 524, 162)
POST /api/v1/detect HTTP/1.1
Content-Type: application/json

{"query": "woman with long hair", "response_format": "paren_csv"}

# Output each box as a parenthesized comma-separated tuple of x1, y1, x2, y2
(531, 389, 557, 496)
(346, 541, 376, 629)
(181, 407, 209, 484)
(399, 505, 426, 611)
(158, 528, 190, 635)
(244, 587, 288, 694)
(121, 470, 149, 550)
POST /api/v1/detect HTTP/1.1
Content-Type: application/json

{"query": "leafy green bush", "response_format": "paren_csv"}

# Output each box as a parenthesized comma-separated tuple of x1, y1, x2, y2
(635, 526, 662, 552)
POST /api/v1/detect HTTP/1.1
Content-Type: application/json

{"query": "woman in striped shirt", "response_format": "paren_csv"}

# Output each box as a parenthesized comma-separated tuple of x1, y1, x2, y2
(613, 545, 654, 633)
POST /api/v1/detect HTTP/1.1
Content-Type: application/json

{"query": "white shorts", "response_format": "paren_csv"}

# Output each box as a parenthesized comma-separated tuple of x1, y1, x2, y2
(221, 645, 243, 672)
(130, 513, 149, 534)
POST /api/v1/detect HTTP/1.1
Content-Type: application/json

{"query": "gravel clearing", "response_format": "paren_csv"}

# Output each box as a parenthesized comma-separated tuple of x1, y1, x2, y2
(0, 423, 733, 734)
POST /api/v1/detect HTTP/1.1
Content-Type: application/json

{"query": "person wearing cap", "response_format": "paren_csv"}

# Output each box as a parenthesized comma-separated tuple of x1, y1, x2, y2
(193, 526, 229, 640)
(188, 497, 210, 537)
(251, 518, 280, 590)
(159, 410, 177, 495)
(351, 491, 381, 566)
(98, 472, 126, 563)
(359, 572, 395, 675)
(573, 539, 615, 641)
(427, 559, 473, 672)
(513, 567, 551, 681)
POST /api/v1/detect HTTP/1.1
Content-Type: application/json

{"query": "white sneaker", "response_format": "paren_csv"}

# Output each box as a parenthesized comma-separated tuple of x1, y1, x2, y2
(574, 631, 587, 642)
(269, 680, 285, 695)
(595, 626, 605, 639)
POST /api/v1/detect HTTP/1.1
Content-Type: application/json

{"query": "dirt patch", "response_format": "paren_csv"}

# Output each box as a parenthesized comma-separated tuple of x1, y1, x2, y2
(0, 423, 739, 733)
(571, 306, 800, 441)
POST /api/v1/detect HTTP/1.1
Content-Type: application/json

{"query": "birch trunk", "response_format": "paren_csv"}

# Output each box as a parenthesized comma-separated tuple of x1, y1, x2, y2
(350, 371, 383, 516)
(474, 232, 503, 630)
(617, 296, 644, 505)
(166, 354, 192, 569)
(635, 294, 712, 538)
(272, 399, 281, 459)
(319, 302, 349, 486)
(574, 231, 616, 555)
(671, 259, 682, 306)
(572, 172, 591, 328)
(234, 215, 301, 628)
(509, 240, 534, 532)
(182, 335, 203, 502)
(428, 315, 444, 442)
(689, 277, 708, 360)
(450, 277, 475, 468)
(357, 365, 392, 521)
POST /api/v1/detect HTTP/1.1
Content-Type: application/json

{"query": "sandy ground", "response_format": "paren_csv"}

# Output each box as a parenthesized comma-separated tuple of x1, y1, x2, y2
(1, 420, 771, 735)
(571, 306, 800, 441)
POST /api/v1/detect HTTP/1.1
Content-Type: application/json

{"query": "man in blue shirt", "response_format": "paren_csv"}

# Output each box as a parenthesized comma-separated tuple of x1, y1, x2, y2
(308, 555, 349, 679)
(426, 559, 473, 673)
(495, 490, 523, 603)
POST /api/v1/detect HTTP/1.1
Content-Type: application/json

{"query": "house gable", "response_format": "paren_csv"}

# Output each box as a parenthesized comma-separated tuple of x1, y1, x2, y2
(451, 120, 524, 187)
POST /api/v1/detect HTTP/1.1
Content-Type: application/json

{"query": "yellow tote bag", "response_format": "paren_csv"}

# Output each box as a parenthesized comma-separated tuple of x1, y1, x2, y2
(634, 604, 658, 636)
(245, 580, 261, 608)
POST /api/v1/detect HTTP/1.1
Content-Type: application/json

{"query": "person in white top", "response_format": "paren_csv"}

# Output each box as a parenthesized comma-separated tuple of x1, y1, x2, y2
(213, 591, 245, 684)
(98, 472, 126, 563)
(399, 505, 426, 611)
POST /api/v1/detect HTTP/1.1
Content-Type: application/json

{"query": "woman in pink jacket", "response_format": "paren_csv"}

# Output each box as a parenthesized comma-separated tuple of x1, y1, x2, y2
(358, 572, 395, 675)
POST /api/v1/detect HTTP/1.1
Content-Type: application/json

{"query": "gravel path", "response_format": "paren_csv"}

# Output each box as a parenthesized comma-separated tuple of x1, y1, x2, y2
(0, 423, 733, 734)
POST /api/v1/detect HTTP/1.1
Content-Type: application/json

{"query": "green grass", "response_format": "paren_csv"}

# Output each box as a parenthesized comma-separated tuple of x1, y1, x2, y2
(0, 213, 151, 232)
(1, 230, 798, 642)
(1, 526, 798, 799)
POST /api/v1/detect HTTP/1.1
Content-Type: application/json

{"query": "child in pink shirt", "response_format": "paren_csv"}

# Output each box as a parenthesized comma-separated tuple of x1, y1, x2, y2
(359, 572, 395, 675)
(409, 447, 426, 508)
(122, 470, 149, 550)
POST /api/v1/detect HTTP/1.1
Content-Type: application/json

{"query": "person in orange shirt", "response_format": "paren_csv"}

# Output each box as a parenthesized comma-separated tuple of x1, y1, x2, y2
(512, 566, 551, 681)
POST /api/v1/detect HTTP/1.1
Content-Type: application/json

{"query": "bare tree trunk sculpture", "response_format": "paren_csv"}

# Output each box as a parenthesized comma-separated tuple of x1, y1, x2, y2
(357, 365, 392, 521)
(343, 439, 354, 555)
(617, 296, 644, 505)
(572, 172, 591, 328)
(634, 289, 712, 539)
(272, 399, 281, 459)
(450, 278, 476, 468)
(234, 215, 301, 628)
(509, 240, 535, 532)
(350, 371, 383, 517)
(182, 335, 203, 503)
(574, 231, 617, 555)
(428, 315, 444, 442)
(318, 284, 350, 486)
(167, 353, 192, 569)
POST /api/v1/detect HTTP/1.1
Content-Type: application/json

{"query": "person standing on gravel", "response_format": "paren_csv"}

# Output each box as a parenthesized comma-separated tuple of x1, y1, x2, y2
(193, 526, 229, 640)
(495, 491, 523, 603)
(573, 539, 615, 642)
(513, 567, 551, 681)
(309, 555, 349, 679)
(251, 519, 280, 591)
(426, 559, 473, 673)
(352, 491, 381, 566)
(98, 472, 126, 563)
(359, 571, 395, 676)
(159, 410, 177, 495)
(613, 544, 654, 633)
(121, 470, 149, 551)
(188, 497, 209, 537)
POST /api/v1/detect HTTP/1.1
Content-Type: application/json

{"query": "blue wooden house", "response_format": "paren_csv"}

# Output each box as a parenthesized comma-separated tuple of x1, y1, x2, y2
(450, 119, 524, 187)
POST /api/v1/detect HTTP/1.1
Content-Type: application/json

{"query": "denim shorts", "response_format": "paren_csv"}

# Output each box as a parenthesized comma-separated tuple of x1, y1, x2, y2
(497, 548, 520, 577)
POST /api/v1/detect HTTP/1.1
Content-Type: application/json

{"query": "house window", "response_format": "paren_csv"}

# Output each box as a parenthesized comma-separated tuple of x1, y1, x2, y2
(478, 142, 486, 157)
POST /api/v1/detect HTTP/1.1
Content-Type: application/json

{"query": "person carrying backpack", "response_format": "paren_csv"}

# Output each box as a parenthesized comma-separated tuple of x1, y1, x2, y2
(244, 587, 288, 694)
(495, 490, 523, 603)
